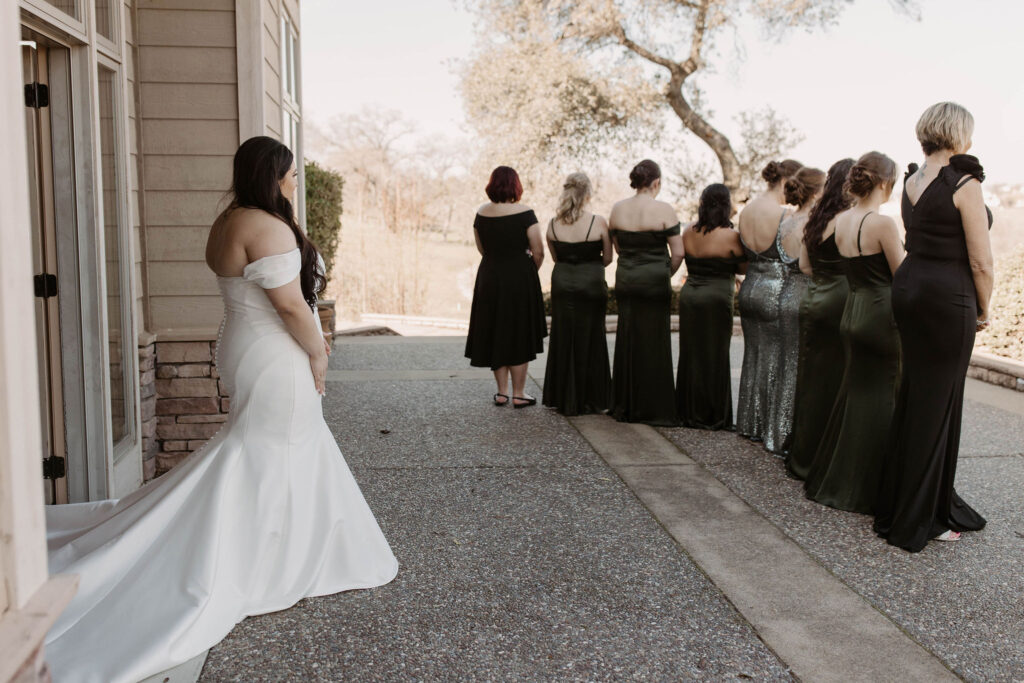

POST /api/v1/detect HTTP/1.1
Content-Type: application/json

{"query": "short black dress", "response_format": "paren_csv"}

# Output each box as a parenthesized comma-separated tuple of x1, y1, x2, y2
(465, 210, 547, 370)
(874, 155, 991, 552)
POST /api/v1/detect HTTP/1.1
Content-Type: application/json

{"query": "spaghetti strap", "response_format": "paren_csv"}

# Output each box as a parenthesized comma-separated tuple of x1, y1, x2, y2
(954, 174, 975, 191)
(550, 219, 559, 242)
(585, 215, 596, 241)
(856, 212, 872, 256)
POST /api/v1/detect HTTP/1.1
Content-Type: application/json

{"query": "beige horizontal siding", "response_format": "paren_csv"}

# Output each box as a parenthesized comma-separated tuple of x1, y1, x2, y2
(140, 83, 237, 119)
(148, 261, 216, 295)
(146, 226, 210, 261)
(149, 296, 224, 330)
(138, 46, 236, 83)
(145, 190, 226, 227)
(138, 8, 235, 47)
(138, 0, 234, 10)
(143, 155, 231, 191)
(141, 120, 238, 155)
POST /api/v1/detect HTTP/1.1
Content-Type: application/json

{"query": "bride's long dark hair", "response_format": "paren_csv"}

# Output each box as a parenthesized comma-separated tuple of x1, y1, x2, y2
(228, 136, 325, 309)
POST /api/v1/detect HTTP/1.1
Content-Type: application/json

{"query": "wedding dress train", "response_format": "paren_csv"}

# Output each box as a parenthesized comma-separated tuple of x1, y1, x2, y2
(44, 249, 398, 683)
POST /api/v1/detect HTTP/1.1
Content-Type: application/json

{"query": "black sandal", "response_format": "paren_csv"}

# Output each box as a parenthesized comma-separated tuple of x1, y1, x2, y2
(512, 395, 537, 409)
(494, 393, 509, 406)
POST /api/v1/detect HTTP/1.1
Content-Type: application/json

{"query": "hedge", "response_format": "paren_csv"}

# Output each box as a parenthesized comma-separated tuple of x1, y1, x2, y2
(305, 160, 343, 285)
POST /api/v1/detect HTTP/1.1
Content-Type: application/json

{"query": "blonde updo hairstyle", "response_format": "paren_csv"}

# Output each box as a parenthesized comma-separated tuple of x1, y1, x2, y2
(916, 102, 974, 155)
(761, 159, 803, 187)
(784, 167, 826, 208)
(844, 151, 898, 198)
(555, 172, 593, 225)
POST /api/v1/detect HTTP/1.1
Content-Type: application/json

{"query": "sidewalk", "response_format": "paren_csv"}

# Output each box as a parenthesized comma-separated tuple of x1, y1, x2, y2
(196, 336, 1023, 682)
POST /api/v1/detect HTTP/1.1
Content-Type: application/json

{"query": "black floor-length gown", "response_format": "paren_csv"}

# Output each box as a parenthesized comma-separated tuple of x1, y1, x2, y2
(610, 226, 680, 426)
(542, 220, 611, 415)
(786, 234, 850, 479)
(874, 156, 990, 552)
(804, 220, 900, 514)
(676, 254, 742, 429)
(465, 210, 547, 369)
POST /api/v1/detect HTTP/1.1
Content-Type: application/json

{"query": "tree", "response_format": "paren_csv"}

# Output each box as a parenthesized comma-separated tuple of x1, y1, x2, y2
(463, 0, 914, 198)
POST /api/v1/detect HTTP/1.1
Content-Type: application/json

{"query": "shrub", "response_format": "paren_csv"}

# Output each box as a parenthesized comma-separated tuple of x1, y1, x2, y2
(977, 245, 1024, 361)
(305, 160, 344, 286)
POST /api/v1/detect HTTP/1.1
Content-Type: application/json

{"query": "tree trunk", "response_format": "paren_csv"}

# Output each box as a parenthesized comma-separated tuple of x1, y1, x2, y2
(665, 79, 742, 195)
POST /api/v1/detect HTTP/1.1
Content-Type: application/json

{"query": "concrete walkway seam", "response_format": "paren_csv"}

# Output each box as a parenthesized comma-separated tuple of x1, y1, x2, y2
(569, 415, 960, 683)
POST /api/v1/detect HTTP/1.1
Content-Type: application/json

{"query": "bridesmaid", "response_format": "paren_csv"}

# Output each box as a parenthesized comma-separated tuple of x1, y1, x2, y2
(805, 152, 904, 513)
(676, 183, 746, 429)
(786, 158, 855, 479)
(765, 167, 824, 453)
(542, 172, 613, 415)
(608, 160, 684, 426)
(736, 159, 802, 447)
(875, 102, 993, 551)
(465, 166, 547, 407)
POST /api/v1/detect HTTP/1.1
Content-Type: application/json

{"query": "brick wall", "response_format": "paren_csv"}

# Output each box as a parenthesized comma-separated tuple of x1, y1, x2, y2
(149, 340, 229, 479)
(138, 339, 158, 479)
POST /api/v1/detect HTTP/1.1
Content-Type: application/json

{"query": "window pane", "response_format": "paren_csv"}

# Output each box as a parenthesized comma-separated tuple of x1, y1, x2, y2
(97, 65, 132, 446)
(95, 0, 116, 41)
(41, 0, 80, 20)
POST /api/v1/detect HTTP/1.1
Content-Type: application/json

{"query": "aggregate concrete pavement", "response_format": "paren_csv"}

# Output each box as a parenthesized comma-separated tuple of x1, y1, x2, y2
(197, 334, 1022, 682)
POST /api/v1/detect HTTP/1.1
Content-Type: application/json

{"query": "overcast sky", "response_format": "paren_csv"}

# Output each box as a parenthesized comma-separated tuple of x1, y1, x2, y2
(301, 0, 1023, 184)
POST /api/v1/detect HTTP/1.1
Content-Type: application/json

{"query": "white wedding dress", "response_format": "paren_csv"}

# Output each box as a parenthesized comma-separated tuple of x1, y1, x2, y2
(44, 249, 398, 683)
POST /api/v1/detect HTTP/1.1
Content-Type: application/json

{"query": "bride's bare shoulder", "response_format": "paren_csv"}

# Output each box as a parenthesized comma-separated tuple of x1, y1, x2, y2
(216, 207, 295, 261)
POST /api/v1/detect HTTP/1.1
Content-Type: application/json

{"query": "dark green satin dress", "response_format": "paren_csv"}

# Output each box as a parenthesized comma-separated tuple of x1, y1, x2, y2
(805, 240, 901, 514)
(785, 234, 850, 479)
(542, 231, 611, 415)
(676, 255, 742, 429)
(610, 225, 680, 426)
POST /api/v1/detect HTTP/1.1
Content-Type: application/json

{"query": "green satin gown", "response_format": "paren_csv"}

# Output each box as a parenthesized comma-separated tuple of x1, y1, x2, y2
(675, 255, 742, 429)
(610, 225, 680, 426)
(785, 234, 850, 479)
(805, 235, 901, 514)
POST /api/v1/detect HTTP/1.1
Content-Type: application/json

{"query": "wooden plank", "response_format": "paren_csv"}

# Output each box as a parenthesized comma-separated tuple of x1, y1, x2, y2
(150, 295, 224, 330)
(138, 46, 236, 83)
(144, 190, 226, 226)
(148, 261, 217, 295)
(141, 119, 238, 155)
(262, 0, 278, 31)
(0, 576, 78, 683)
(140, 83, 237, 119)
(146, 225, 210, 260)
(143, 154, 232, 191)
(137, 8, 235, 47)
(262, 21, 278, 54)
(263, 93, 281, 137)
(282, 0, 299, 26)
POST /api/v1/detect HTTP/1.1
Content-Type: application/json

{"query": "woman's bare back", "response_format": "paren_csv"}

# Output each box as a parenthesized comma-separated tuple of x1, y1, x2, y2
(738, 194, 786, 253)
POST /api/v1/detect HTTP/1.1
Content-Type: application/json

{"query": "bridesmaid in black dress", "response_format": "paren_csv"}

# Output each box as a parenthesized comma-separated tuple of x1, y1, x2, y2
(786, 158, 855, 479)
(676, 184, 746, 429)
(875, 103, 994, 552)
(609, 160, 684, 426)
(465, 166, 547, 408)
(542, 172, 613, 415)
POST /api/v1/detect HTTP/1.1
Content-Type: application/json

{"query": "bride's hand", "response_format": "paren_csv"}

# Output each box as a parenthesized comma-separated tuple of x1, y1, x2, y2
(323, 335, 332, 356)
(310, 353, 328, 396)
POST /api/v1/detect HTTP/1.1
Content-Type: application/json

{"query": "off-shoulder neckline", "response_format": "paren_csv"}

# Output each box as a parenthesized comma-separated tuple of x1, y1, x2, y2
(215, 247, 300, 280)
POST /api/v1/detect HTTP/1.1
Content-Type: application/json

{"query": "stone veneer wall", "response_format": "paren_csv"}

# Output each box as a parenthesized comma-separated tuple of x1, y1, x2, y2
(138, 339, 158, 479)
(149, 341, 229, 480)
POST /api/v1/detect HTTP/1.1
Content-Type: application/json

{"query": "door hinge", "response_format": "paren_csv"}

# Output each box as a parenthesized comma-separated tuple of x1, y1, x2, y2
(34, 273, 58, 298)
(24, 82, 49, 109)
(43, 455, 66, 480)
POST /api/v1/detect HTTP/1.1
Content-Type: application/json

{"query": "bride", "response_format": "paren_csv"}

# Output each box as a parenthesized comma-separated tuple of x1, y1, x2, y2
(43, 136, 398, 683)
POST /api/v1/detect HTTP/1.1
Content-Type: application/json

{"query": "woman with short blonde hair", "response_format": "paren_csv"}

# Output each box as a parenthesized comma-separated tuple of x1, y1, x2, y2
(874, 102, 994, 551)
(542, 172, 613, 415)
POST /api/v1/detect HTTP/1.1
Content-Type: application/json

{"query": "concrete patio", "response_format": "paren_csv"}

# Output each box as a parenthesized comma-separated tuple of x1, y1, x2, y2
(195, 335, 1024, 682)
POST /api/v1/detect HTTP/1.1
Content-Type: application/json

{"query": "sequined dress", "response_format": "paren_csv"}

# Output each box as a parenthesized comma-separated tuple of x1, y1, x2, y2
(764, 229, 809, 453)
(736, 214, 787, 444)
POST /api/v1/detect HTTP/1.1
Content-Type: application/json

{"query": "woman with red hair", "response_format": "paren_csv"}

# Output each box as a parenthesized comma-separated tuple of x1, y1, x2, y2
(465, 166, 547, 407)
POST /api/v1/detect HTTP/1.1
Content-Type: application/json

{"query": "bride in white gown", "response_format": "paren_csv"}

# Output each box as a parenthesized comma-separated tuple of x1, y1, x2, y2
(44, 136, 398, 683)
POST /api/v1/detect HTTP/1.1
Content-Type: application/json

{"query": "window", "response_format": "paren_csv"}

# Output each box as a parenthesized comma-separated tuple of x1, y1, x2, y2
(279, 10, 298, 107)
(40, 0, 80, 20)
(96, 64, 134, 452)
(94, 0, 116, 41)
